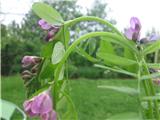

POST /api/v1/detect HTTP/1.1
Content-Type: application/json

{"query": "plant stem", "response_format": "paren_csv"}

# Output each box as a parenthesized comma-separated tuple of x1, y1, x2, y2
(64, 16, 124, 37)
(154, 50, 159, 63)
(142, 58, 160, 120)
(138, 48, 154, 119)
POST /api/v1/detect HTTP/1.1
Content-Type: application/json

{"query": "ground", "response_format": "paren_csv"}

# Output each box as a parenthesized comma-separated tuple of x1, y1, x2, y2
(1, 75, 140, 120)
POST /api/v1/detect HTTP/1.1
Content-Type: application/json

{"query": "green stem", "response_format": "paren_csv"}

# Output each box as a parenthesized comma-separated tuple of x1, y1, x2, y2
(154, 50, 159, 63)
(64, 16, 124, 37)
(139, 61, 154, 118)
(142, 58, 160, 120)
(138, 48, 154, 119)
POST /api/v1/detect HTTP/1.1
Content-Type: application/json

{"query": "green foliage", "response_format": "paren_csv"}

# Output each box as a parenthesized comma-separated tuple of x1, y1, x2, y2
(32, 2, 64, 25)
(97, 52, 137, 66)
(143, 40, 160, 55)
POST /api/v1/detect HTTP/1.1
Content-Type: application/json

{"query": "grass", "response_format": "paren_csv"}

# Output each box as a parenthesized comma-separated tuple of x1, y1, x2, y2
(1, 75, 140, 120)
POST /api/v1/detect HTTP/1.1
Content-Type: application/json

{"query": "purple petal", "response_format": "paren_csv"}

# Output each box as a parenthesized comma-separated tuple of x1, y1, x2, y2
(40, 94, 53, 113)
(31, 92, 52, 114)
(124, 28, 134, 40)
(45, 31, 55, 41)
(38, 19, 52, 30)
(149, 34, 160, 41)
(23, 100, 38, 117)
(31, 94, 45, 113)
(22, 56, 37, 67)
(38, 19, 46, 26)
(40, 111, 57, 120)
(130, 17, 141, 30)
(49, 111, 57, 120)
(23, 100, 32, 112)
(40, 112, 50, 120)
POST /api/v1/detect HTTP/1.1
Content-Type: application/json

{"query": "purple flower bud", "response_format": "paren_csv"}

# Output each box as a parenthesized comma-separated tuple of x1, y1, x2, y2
(22, 56, 39, 67)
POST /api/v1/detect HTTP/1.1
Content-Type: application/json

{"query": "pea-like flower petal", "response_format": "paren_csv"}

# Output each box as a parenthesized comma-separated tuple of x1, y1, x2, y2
(23, 90, 56, 120)
(22, 56, 38, 67)
(38, 19, 52, 30)
(130, 17, 141, 31)
(124, 17, 141, 41)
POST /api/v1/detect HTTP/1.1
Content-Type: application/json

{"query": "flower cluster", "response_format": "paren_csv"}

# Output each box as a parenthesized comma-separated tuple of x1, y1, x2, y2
(124, 17, 160, 43)
(23, 90, 56, 120)
(21, 56, 41, 81)
(38, 19, 60, 41)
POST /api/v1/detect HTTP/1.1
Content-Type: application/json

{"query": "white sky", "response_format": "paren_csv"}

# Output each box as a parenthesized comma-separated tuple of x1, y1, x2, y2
(1, 0, 160, 36)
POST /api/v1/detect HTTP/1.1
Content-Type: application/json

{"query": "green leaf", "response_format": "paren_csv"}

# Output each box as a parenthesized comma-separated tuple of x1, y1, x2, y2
(94, 64, 137, 77)
(98, 85, 139, 95)
(32, 2, 63, 25)
(140, 72, 160, 80)
(76, 47, 99, 63)
(147, 63, 160, 69)
(60, 91, 78, 120)
(97, 52, 137, 66)
(64, 26, 70, 48)
(52, 41, 65, 64)
(99, 39, 115, 54)
(124, 47, 138, 73)
(54, 65, 65, 81)
(41, 41, 56, 58)
(39, 59, 54, 79)
(143, 40, 160, 55)
(88, 38, 97, 55)
(101, 36, 137, 54)
(107, 112, 142, 120)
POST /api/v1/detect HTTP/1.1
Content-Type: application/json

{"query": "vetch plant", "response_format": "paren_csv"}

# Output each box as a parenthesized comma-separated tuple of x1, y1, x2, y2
(21, 2, 160, 120)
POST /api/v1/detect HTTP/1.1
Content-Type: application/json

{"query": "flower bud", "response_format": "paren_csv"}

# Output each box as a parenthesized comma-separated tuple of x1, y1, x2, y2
(22, 56, 41, 68)
(21, 70, 33, 81)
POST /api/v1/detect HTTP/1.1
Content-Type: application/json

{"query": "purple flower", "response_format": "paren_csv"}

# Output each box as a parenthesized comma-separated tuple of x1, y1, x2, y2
(22, 56, 40, 67)
(124, 17, 141, 41)
(125, 17, 160, 43)
(149, 34, 160, 41)
(38, 19, 60, 42)
(23, 90, 57, 120)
